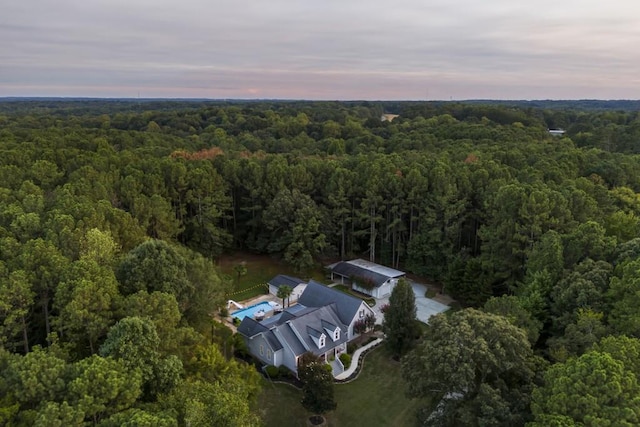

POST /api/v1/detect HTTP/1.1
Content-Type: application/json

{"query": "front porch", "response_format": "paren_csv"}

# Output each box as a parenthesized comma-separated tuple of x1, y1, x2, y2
(318, 343, 347, 377)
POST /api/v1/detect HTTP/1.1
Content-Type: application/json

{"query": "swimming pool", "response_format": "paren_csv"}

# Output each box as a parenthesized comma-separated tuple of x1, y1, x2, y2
(232, 301, 276, 321)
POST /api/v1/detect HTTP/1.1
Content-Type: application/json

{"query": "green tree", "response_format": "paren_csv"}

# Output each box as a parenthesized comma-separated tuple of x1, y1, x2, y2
(298, 354, 337, 420)
(608, 259, 640, 337)
(99, 408, 177, 427)
(530, 351, 640, 426)
(67, 355, 142, 425)
(99, 317, 182, 399)
(483, 295, 542, 345)
(402, 309, 540, 427)
(116, 240, 191, 304)
(162, 379, 260, 427)
(276, 285, 293, 308)
(383, 278, 418, 357)
(233, 261, 247, 287)
(262, 188, 326, 272)
(79, 228, 119, 267)
(0, 270, 34, 353)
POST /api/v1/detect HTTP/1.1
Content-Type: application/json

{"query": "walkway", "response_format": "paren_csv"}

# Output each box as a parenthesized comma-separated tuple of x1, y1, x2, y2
(334, 337, 383, 380)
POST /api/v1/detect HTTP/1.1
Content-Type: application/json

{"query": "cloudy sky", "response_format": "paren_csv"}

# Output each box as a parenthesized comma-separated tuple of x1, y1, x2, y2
(2, 0, 639, 99)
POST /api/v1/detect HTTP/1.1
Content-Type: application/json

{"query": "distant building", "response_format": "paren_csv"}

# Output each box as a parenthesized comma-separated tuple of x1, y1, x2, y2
(548, 129, 566, 137)
(381, 113, 399, 122)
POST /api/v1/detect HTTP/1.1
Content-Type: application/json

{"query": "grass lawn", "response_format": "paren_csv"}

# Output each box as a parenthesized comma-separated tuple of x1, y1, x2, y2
(255, 346, 426, 426)
(217, 252, 328, 301)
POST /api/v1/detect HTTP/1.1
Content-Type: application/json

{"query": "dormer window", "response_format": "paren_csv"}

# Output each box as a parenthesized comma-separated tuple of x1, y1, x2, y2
(319, 335, 325, 348)
(334, 329, 340, 340)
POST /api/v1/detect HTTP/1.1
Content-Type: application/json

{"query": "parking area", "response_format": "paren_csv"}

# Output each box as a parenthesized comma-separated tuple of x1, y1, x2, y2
(372, 281, 450, 325)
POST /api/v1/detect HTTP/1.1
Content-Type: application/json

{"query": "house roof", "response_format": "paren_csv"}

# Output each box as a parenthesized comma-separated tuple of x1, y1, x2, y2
(268, 274, 304, 290)
(275, 323, 307, 356)
(238, 299, 349, 358)
(286, 305, 348, 356)
(237, 318, 285, 351)
(237, 317, 268, 337)
(298, 280, 365, 326)
(329, 259, 405, 288)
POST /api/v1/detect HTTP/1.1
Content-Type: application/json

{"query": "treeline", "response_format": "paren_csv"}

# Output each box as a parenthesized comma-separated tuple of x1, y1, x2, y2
(2, 100, 640, 424)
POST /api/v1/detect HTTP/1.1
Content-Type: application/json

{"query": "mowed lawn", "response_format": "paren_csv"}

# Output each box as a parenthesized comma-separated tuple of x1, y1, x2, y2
(217, 252, 328, 301)
(256, 346, 427, 427)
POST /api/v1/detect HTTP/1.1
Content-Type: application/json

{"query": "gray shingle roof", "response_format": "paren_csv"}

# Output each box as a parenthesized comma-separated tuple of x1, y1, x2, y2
(298, 280, 364, 326)
(321, 319, 337, 333)
(264, 330, 283, 351)
(287, 305, 348, 356)
(307, 325, 323, 339)
(276, 323, 307, 356)
(330, 261, 390, 287)
(268, 274, 304, 290)
(239, 297, 350, 358)
(237, 317, 268, 337)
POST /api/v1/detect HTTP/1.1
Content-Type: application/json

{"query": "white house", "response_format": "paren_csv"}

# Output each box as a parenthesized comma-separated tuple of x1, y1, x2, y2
(237, 280, 375, 377)
(267, 274, 306, 305)
(328, 259, 405, 299)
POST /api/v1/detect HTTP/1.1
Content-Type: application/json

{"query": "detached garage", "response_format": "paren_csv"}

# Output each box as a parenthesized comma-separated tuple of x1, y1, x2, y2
(328, 259, 405, 298)
(268, 274, 307, 305)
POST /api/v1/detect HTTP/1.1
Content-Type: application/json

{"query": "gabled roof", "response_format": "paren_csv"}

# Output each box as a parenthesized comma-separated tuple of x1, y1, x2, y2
(329, 259, 405, 288)
(298, 280, 365, 326)
(275, 323, 307, 356)
(268, 274, 304, 290)
(237, 299, 349, 358)
(237, 317, 268, 337)
(237, 318, 284, 351)
(307, 325, 324, 339)
(287, 305, 348, 356)
(321, 319, 337, 332)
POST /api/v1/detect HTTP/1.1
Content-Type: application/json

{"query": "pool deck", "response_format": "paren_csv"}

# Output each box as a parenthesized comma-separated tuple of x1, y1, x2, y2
(219, 293, 284, 332)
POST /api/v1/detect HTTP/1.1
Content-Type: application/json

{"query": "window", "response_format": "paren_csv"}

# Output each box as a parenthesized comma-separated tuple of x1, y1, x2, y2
(359, 309, 365, 318)
(319, 335, 325, 348)
(259, 345, 264, 356)
(267, 349, 272, 359)
(334, 329, 340, 340)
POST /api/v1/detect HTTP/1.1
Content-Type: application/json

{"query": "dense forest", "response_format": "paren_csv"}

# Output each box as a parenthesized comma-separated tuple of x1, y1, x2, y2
(2, 99, 640, 425)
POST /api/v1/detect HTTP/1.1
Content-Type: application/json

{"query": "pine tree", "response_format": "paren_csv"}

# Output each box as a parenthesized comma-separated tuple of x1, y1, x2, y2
(382, 278, 417, 357)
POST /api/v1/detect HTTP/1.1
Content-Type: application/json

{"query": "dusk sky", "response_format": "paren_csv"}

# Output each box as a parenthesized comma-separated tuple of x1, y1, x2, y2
(2, 0, 640, 100)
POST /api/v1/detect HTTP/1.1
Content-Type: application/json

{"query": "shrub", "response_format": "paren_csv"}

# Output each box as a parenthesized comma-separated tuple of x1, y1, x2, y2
(339, 353, 352, 369)
(219, 307, 229, 317)
(347, 343, 357, 354)
(278, 365, 293, 378)
(233, 317, 241, 326)
(425, 289, 437, 298)
(265, 365, 279, 378)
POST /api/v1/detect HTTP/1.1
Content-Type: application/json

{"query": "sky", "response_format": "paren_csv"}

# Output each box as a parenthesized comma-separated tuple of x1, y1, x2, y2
(2, 0, 640, 100)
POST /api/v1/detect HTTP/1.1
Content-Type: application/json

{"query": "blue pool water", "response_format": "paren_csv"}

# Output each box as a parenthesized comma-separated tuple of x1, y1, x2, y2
(232, 301, 273, 321)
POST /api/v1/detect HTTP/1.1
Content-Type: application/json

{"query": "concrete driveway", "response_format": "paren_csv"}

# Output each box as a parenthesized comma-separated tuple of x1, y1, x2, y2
(373, 281, 449, 325)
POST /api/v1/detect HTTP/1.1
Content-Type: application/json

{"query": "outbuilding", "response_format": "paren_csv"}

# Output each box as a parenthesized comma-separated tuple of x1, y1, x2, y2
(327, 259, 405, 298)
